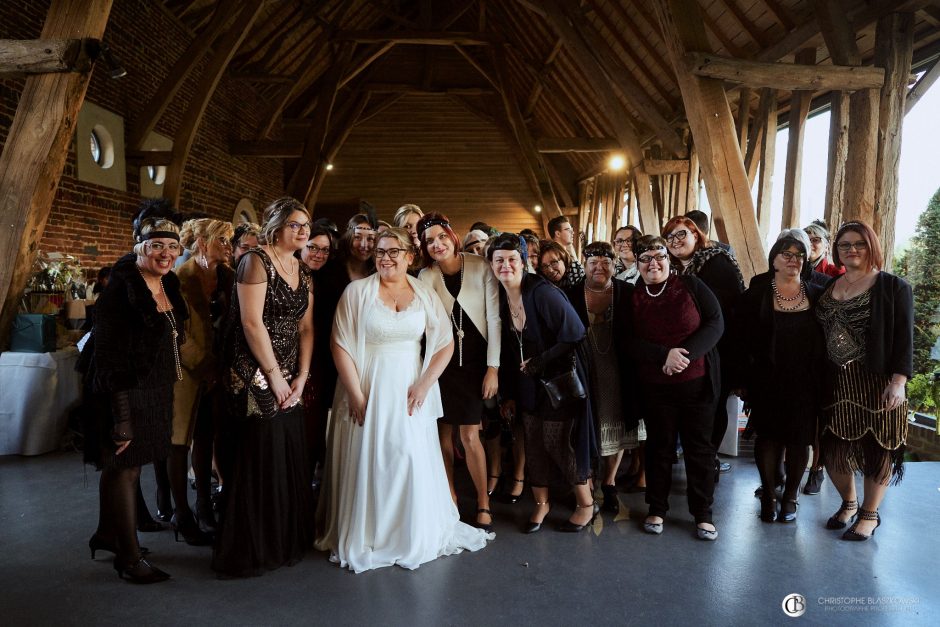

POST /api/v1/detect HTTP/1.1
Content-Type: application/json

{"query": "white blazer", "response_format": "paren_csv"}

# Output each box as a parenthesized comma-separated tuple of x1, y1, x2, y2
(418, 253, 502, 368)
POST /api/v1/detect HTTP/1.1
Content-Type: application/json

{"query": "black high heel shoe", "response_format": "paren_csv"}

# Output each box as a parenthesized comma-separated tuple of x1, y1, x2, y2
(558, 502, 599, 533)
(154, 487, 172, 523)
(473, 508, 493, 533)
(504, 479, 524, 504)
(113, 556, 170, 584)
(486, 475, 500, 497)
(170, 512, 213, 546)
(194, 500, 218, 535)
(759, 496, 778, 523)
(825, 499, 858, 530)
(523, 501, 550, 534)
(842, 508, 880, 541)
(779, 499, 798, 523)
(89, 534, 149, 559)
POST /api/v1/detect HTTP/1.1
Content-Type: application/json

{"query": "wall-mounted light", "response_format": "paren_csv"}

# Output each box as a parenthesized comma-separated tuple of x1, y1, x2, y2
(325, 163, 334, 171)
(534, 204, 542, 213)
(608, 154, 626, 172)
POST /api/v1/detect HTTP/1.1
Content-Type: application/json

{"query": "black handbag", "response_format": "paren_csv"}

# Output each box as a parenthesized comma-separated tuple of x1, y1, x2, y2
(539, 357, 586, 409)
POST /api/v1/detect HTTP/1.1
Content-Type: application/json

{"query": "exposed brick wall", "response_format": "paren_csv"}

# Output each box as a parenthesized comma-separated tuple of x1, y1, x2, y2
(908, 422, 940, 461)
(0, 1, 284, 274)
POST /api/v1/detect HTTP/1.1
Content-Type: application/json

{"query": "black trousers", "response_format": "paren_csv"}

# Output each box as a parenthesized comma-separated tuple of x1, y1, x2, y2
(644, 378, 717, 524)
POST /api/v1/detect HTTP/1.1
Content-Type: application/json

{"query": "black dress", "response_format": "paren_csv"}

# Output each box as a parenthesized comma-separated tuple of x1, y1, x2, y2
(437, 269, 487, 426)
(213, 249, 314, 577)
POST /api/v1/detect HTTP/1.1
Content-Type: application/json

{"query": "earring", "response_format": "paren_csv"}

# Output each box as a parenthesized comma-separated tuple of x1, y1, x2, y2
(198, 254, 209, 269)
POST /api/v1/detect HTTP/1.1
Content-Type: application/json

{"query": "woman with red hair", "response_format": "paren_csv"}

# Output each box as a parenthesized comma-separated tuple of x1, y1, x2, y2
(416, 213, 502, 532)
(662, 216, 744, 480)
(815, 221, 912, 541)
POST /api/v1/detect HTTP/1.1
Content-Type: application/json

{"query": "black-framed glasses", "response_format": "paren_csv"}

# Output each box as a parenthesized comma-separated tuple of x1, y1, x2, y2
(286, 221, 311, 232)
(637, 253, 668, 264)
(613, 238, 633, 248)
(777, 251, 805, 262)
(665, 230, 689, 244)
(305, 244, 330, 257)
(539, 259, 563, 272)
(836, 240, 868, 252)
(808, 236, 823, 245)
(375, 247, 408, 259)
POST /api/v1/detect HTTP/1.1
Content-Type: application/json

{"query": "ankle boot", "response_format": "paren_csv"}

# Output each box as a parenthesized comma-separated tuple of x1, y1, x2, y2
(170, 511, 213, 546)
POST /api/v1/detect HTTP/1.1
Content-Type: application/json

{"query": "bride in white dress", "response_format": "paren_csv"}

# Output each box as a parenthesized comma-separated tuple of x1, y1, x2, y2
(315, 227, 494, 573)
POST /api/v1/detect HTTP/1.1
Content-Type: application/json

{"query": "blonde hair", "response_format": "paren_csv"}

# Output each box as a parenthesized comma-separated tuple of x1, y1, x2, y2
(260, 197, 309, 245)
(180, 218, 234, 254)
(393, 204, 423, 228)
(375, 227, 414, 252)
(133, 219, 181, 256)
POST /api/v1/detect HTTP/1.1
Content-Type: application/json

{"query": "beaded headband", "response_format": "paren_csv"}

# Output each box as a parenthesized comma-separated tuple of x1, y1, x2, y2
(416, 216, 450, 235)
(583, 247, 615, 260)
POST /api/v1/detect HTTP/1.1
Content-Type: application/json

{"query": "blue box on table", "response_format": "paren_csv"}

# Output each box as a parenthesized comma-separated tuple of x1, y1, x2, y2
(10, 314, 57, 353)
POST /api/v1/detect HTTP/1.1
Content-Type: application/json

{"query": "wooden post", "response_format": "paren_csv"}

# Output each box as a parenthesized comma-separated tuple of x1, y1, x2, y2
(686, 145, 700, 215)
(0, 0, 113, 348)
(755, 88, 777, 243)
(781, 48, 816, 230)
(735, 87, 752, 153)
(824, 92, 849, 229)
(163, 0, 263, 206)
(873, 12, 914, 268)
(842, 89, 879, 225)
(652, 0, 766, 280)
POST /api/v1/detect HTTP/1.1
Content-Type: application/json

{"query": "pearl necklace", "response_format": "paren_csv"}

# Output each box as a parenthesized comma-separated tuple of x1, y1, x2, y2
(137, 265, 182, 381)
(269, 246, 296, 278)
(772, 278, 806, 311)
(584, 281, 613, 294)
(438, 254, 465, 366)
(645, 279, 668, 298)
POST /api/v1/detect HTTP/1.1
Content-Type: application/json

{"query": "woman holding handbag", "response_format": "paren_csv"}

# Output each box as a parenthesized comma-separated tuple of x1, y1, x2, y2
(488, 233, 596, 534)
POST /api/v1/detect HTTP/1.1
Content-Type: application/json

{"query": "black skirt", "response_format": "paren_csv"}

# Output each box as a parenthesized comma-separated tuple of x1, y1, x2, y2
(438, 300, 488, 426)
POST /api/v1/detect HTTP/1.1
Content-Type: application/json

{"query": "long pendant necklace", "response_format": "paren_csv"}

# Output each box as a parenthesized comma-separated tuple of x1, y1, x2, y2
(138, 265, 183, 381)
(439, 255, 466, 366)
(585, 284, 614, 355)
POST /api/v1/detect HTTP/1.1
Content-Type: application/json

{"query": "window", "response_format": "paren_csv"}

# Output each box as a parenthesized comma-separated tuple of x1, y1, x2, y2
(90, 130, 102, 165)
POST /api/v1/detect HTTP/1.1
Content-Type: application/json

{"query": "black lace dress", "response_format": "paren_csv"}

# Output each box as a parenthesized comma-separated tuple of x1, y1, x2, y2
(213, 249, 314, 577)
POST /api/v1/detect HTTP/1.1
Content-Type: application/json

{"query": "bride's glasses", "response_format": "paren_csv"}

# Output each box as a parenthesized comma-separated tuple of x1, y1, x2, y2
(375, 248, 407, 259)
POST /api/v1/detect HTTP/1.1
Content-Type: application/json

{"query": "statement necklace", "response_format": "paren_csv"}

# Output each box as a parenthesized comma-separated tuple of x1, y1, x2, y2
(772, 278, 806, 311)
(645, 279, 668, 298)
(138, 265, 182, 381)
(438, 255, 466, 366)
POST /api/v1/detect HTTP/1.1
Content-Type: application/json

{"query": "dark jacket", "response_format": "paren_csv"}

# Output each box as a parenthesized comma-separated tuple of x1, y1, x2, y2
(565, 278, 639, 432)
(731, 272, 826, 402)
(822, 272, 914, 378)
(630, 275, 724, 406)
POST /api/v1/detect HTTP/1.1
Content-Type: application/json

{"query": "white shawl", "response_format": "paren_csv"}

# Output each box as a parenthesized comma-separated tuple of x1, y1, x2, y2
(330, 273, 452, 423)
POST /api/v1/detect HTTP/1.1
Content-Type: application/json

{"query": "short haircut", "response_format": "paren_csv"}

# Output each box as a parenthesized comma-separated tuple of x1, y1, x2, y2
(547, 215, 570, 239)
(832, 221, 883, 271)
(662, 215, 709, 254)
(133, 218, 181, 256)
(582, 241, 615, 260)
(685, 210, 710, 235)
(803, 219, 831, 242)
(233, 222, 261, 246)
(486, 232, 527, 264)
(375, 227, 414, 253)
(260, 197, 309, 245)
(634, 234, 668, 257)
(537, 240, 571, 275)
(770, 230, 813, 280)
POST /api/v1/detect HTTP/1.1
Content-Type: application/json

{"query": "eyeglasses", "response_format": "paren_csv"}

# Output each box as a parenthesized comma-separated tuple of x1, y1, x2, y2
(286, 221, 311, 232)
(375, 248, 408, 259)
(777, 251, 805, 262)
(148, 242, 181, 254)
(586, 258, 613, 268)
(613, 238, 633, 248)
(665, 230, 689, 244)
(305, 244, 330, 257)
(637, 253, 668, 264)
(836, 240, 868, 252)
(808, 236, 823, 245)
(539, 259, 564, 272)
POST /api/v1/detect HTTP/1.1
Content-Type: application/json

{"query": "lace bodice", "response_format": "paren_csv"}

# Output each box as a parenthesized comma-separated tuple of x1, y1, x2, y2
(365, 300, 425, 350)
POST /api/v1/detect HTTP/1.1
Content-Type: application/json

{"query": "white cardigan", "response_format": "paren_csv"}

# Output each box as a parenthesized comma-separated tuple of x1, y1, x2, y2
(418, 253, 502, 368)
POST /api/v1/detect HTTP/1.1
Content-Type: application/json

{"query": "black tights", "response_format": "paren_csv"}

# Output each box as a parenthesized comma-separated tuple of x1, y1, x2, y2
(97, 466, 142, 562)
(152, 409, 214, 520)
(755, 437, 808, 502)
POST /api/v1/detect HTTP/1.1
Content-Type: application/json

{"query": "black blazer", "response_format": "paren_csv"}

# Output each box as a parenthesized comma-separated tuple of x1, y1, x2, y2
(565, 278, 639, 432)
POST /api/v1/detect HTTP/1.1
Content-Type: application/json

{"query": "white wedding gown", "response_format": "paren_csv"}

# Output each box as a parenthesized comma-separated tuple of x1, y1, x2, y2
(323, 300, 493, 573)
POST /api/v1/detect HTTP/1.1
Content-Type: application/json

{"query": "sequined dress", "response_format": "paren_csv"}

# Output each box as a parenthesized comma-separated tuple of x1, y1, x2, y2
(213, 249, 314, 577)
(816, 286, 907, 483)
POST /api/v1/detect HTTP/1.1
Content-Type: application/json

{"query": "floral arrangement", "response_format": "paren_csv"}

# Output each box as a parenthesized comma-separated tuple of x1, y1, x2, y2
(26, 252, 87, 296)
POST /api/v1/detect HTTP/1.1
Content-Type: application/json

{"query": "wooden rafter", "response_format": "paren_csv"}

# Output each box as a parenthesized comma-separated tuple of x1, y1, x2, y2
(716, 0, 770, 48)
(754, 87, 777, 241)
(335, 31, 499, 45)
(0, 39, 97, 75)
(128, 0, 236, 151)
(536, 137, 620, 153)
(163, 0, 264, 206)
(522, 38, 562, 117)
(0, 0, 113, 348)
(906, 59, 940, 114)
(684, 52, 886, 90)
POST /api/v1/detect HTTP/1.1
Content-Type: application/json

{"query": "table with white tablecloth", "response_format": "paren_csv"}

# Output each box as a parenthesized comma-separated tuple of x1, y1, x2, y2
(0, 347, 82, 456)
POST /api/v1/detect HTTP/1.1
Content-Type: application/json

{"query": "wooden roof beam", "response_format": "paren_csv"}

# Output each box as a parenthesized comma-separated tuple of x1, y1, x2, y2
(365, 0, 419, 29)
(0, 0, 112, 349)
(536, 137, 620, 153)
(229, 73, 296, 84)
(163, 0, 264, 206)
(644, 159, 691, 175)
(453, 44, 498, 89)
(334, 31, 500, 46)
(126, 149, 173, 165)
(362, 82, 496, 95)
(716, 0, 771, 48)
(685, 52, 886, 90)
(906, 59, 940, 114)
(522, 38, 563, 117)
(0, 38, 98, 75)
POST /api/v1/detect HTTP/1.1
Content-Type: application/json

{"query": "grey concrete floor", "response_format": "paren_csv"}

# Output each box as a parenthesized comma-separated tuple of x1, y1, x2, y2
(0, 451, 937, 626)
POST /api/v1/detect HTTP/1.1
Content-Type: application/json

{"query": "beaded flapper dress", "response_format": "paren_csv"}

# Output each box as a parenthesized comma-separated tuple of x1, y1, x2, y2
(816, 286, 907, 484)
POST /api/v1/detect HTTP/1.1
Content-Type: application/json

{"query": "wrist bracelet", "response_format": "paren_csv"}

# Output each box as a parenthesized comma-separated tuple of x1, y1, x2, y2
(262, 364, 278, 375)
